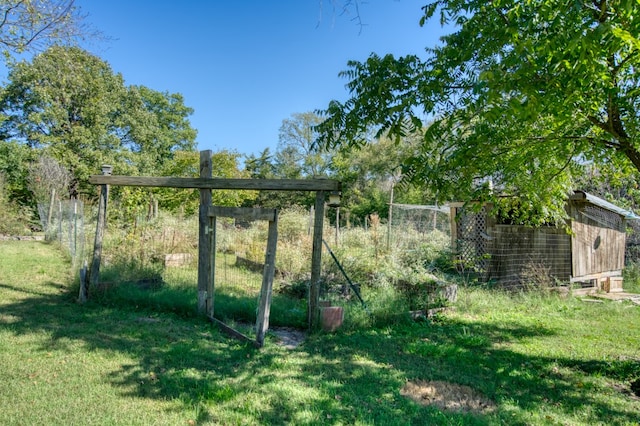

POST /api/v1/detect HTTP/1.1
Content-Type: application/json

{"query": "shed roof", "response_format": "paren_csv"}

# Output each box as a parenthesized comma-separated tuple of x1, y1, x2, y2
(570, 191, 640, 220)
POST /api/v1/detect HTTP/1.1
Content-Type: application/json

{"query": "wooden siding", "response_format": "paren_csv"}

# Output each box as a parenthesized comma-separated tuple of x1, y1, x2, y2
(569, 202, 626, 280)
(452, 197, 629, 287)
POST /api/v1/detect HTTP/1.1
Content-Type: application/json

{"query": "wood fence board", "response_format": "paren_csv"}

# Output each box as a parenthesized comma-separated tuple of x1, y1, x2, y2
(89, 175, 340, 191)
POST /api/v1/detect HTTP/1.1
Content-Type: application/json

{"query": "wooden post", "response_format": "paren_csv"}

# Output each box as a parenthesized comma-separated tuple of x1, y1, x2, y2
(89, 165, 112, 290)
(198, 150, 212, 315)
(309, 191, 325, 329)
(46, 188, 55, 240)
(256, 211, 278, 346)
(57, 200, 62, 241)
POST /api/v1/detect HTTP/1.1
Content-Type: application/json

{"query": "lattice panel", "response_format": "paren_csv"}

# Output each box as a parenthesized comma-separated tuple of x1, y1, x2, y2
(456, 206, 489, 272)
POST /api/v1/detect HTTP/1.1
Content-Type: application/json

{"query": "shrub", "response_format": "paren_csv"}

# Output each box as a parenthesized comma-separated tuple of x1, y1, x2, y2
(623, 262, 640, 294)
(0, 173, 32, 235)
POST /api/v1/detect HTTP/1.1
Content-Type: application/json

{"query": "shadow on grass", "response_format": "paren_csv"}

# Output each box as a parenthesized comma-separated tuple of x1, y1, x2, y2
(297, 320, 640, 425)
(1, 256, 639, 424)
(92, 276, 308, 331)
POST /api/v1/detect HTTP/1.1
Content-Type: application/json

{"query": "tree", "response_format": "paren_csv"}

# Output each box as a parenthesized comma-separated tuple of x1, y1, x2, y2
(0, 0, 89, 61)
(277, 111, 332, 179)
(244, 112, 332, 209)
(152, 150, 255, 216)
(123, 85, 197, 174)
(0, 45, 197, 198)
(330, 133, 436, 223)
(317, 1, 640, 220)
(244, 148, 276, 180)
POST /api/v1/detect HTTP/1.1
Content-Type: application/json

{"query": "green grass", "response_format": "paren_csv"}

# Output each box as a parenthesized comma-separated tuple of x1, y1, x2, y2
(1, 241, 639, 425)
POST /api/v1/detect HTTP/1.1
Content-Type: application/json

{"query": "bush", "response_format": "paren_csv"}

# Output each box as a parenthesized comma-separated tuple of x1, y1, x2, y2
(623, 262, 640, 294)
(0, 173, 33, 235)
(93, 207, 459, 330)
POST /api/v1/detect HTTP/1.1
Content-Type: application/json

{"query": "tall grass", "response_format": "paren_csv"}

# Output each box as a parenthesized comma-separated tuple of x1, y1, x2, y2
(91, 207, 639, 335)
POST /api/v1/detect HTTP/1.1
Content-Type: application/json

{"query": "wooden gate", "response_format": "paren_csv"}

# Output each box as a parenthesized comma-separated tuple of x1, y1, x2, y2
(86, 150, 340, 342)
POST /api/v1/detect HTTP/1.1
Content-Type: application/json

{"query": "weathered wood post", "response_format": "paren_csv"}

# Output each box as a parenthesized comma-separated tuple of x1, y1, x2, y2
(198, 150, 212, 315)
(309, 191, 325, 329)
(88, 165, 112, 291)
(46, 188, 56, 240)
(256, 211, 278, 346)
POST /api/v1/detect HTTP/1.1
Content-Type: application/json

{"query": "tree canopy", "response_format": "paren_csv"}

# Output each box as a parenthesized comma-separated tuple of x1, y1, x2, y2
(317, 1, 640, 219)
(0, 45, 197, 198)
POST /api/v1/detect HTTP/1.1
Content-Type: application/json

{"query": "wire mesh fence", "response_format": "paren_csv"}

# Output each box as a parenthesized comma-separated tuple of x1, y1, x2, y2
(387, 203, 451, 257)
(37, 198, 86, 268)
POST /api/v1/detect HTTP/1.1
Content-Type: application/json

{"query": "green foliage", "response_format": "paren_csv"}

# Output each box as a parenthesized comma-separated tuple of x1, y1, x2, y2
(398, 230, 453, 272)
(245, 112, 329, 208)
(330, 134, 436, 223)
(277, 111, 331, 178)
(0, 45, 197, 202)
(2, 241, 640, 424)
(0, 173, 32, 235)
(0, 140, 34, 207)
(318, 1, 640, 221)
(622, 261, 640, 294)
(153, 150, 255, 216)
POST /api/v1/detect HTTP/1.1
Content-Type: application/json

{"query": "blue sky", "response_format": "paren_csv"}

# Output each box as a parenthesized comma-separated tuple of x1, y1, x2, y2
(75, 1, 444, 156)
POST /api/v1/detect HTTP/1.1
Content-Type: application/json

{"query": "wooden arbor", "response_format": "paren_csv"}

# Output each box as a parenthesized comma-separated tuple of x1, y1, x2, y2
(88, 150, 340, 336)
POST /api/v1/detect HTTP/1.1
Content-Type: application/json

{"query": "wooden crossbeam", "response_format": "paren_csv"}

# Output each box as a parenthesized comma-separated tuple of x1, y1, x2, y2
(89, 175, 340, 191)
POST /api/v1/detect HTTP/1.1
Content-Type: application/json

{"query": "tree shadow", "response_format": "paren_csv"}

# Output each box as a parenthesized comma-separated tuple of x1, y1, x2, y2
(1, 273, 639, 424)
(293, 317, 640, 424)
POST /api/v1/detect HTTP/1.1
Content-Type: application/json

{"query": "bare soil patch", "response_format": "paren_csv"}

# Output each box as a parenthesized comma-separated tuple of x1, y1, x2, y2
(400, 380, 496, 414)
(271, 327, 306, 349)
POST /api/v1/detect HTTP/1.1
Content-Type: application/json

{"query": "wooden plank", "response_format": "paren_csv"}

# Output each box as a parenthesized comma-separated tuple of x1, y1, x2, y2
(89, 175, 341, 191)
(570, 269, 622, 282)
(255, 213, 278, 347)
(308, 191, 325, 329)
(209, 206, 276, 221)
(197, 151, 212, 315)
(209, 316, 260, 348)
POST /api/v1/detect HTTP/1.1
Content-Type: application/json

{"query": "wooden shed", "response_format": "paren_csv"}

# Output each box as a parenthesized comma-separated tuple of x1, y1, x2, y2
(450, 191, 640, 292)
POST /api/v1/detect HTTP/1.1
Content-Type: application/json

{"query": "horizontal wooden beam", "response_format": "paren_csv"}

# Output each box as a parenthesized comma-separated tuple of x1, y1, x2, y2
(209, 316, 260, 348)
(89, 175, 341, 191)
(209, 206, 276, 221)
(570, 270, 622, 282)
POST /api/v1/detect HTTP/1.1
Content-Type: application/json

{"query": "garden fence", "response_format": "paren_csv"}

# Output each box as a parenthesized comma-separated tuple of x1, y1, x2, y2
(37, 198, 85, 268)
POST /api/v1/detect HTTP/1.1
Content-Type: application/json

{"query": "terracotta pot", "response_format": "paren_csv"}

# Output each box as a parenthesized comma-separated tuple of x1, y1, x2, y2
(321, 306, 344, 332)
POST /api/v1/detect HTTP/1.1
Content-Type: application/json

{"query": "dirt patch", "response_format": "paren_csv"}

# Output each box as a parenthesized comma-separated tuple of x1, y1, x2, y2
(400, 380, 496, 414)
(271, 327, 306, 349)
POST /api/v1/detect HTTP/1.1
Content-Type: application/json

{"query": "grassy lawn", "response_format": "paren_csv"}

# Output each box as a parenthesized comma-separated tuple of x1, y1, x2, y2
(1, 241, 639, 425)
